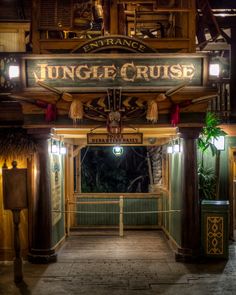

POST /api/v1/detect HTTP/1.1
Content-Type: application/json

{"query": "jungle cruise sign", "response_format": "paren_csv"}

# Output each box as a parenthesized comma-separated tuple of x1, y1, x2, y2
(23, 54, 207, 91)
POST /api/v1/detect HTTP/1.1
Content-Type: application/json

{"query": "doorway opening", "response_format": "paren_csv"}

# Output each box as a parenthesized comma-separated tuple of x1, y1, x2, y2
(71, 145, 162, 230)
(53, 126, 178, 242)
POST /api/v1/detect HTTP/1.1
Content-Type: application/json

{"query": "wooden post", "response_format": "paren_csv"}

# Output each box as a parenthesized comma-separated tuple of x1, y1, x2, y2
(27, 129, 57, 263)
(2, 161, 28, 282)
(188, 0, 196, 52)
(110, 0, 118, 35)
(31, 0, 40, 53)
(118, 3, 126, 35)
(68, 145, 75, 227)
(119, 195, 124, 237)
(103, 0, 110, 34)
(66, 198, 70, 237)
(12, 209, 23, 283)
(176, 127, 202, 261)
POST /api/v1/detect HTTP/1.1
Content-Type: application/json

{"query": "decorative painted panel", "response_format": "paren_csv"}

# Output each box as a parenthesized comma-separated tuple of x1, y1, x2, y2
(206, 216, 224, 255)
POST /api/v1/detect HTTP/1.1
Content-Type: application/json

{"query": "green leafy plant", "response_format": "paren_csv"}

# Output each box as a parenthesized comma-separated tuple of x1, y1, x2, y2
(198, 112, 226, 158)
(197, 112, 226, 200)
(198, 165, 216, 200)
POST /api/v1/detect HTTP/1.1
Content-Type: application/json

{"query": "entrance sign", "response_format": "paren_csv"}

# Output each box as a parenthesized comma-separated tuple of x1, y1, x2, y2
(22, 54, 208, 91)
(72, 35, 156, 53)
(87, 133, 143, 145)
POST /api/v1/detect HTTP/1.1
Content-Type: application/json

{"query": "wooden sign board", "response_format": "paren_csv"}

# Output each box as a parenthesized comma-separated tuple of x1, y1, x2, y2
(2, 168, 28, 209)
(87, 133, 143, 145)
(74, 35, 156, 53)
(22, 53, 208, 92)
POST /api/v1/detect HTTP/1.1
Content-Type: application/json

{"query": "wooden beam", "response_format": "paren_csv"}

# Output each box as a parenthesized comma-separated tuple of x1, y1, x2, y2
(110, 0, 118, 34)
(32, 0, 40, 53)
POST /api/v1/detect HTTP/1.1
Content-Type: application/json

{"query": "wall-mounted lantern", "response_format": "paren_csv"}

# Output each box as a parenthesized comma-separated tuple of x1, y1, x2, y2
(209, 63, 220, 78)
(8, 65, 20, 79)
(59, 142, 67, 155)
(113, 146, 123, 156)
(213, 135, 225, 151)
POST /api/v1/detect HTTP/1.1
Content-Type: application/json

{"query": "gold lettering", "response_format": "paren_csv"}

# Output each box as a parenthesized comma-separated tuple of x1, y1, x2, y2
(98, 40, 104, 47)
(91, 66, 102, 79)
(103, 65, 117, 80)
(83, 44, 91, 53)
(149, 65, 161, 79)
(136, 65, 149, 81)
(75, 65, 91, 80)
(162, 65, 170, 79)
(120, 62, 136, 82)
(138, 44, 145, 52)
(47, 66, 60, 79)
(131, 42, 138, 49)
(123, 39, 131, 47)
(90, 42, 99, 49)
(169, 64, 183, 79)
(106, 39, 114, 46)
(182, 64, 195, 79)
(114, 38, 123, 46)
(62, 66, 75, 80)
(36, 63, 48, 81)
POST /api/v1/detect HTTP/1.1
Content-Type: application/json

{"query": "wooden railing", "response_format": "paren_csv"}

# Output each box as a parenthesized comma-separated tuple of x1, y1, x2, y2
(66, 195, 124, 237)
(65, 192, 165, 236)
(51, 191, 181, 237)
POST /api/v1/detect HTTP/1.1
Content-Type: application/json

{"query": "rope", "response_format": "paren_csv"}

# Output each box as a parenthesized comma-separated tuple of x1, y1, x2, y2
(81, 146, 90, 165)
(69, 201, 120, 205)
(52, 209, 181, 214)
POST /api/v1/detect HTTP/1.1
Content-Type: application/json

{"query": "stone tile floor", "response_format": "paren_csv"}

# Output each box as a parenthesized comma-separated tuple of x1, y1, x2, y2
(0, 230, 236, 294)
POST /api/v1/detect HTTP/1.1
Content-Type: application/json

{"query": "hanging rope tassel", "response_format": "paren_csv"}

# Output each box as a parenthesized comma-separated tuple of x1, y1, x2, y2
(146, 100, 158, 122)
(171, 104, 180, 126)
(69, 99, 83, 123)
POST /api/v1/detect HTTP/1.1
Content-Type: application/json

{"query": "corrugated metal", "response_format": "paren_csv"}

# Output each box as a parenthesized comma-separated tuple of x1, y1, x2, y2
(76, 198, 158, 226)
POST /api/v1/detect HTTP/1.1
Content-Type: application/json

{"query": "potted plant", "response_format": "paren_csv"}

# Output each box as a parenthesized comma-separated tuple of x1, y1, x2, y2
(197, 112, 226, 200)
(198, 112, 229, 259)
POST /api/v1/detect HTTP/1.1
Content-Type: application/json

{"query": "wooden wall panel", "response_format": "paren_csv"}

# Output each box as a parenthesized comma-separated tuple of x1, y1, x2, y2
(0, 23, 30, 52)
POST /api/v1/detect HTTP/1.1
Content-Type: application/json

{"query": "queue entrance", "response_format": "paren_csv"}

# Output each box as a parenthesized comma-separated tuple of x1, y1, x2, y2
(54, 127, 178, 236)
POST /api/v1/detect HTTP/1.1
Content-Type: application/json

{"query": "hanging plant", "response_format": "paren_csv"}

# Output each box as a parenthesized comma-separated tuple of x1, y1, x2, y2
(0, 129, 37, 161)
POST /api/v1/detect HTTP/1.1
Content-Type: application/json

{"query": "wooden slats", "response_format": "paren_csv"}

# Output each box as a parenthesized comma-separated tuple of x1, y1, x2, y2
(39, 0, 73, 30)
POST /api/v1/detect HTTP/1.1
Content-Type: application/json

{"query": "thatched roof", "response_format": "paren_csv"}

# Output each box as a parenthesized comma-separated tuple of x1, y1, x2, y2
(0, 128, 37, 161)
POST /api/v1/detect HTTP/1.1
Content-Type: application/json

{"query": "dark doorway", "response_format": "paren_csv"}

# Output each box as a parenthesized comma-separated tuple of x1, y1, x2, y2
(81, 146, 150, 193)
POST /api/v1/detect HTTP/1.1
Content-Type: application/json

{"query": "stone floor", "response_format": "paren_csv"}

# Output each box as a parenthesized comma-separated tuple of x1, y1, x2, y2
(0, 230, 236, 295)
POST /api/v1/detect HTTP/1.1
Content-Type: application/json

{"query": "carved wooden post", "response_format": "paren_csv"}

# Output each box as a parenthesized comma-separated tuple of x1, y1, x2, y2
(12, 209, 22, 283)
(176, 127, 202, 261)
(2, 160, 28, 283)
(27, 129, 57, 263)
